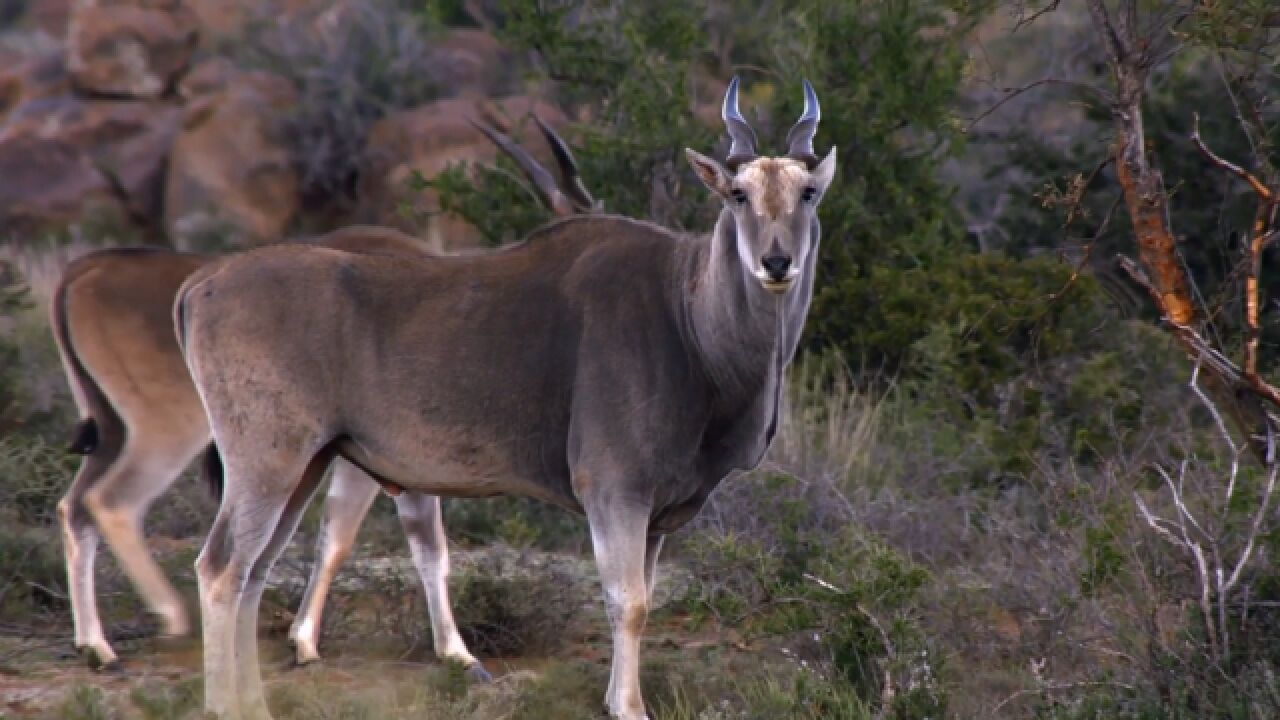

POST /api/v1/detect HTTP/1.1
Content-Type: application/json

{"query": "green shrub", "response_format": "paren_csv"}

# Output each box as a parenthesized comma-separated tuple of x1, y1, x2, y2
(450, 548, 589, 657)
(129, 678, 202, 720)
(227, 0, 442, 208)
(0, 521, 65, 619)
(0, 434, 74, 524)
(431, 0, 1171, 485)
(511, 660, 607, 720)
(684, 446, 945, 716)
(0, 259, 32, 432)
(56, 685, 114, 720)
(444, 496, 586, 551)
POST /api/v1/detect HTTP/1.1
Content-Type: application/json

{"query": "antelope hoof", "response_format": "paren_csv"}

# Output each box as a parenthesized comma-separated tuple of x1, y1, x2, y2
(604, 700, 649, 720)
(288, 635, 321, 666)
(604, 709, 650, 720)
(154, 606, 191, 638)
(291, 648, 321, 668)
(78, 646, 120, 673)
(465, 662, 493, 684)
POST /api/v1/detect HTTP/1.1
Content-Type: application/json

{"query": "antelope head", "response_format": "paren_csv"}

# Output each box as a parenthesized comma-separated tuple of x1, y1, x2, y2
(686, 77, 836, 295)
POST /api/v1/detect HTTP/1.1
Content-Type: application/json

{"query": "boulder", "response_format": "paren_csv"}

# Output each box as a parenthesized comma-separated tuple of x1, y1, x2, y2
(175, 55, 236, 100)
(23, 0, 74, 36)
(185, 0, 320, 44)
(358, 95, 568, 251)
(0, 93, 180, 231)
(66, 0, 199, 98)
(0, 133, 122, 232)
(0, 49, 71, 125)
(429, 28, 511, 97)
(164, 70, 299, 249)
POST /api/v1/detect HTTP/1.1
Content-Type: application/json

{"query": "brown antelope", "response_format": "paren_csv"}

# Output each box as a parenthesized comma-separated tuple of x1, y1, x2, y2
(49, 113, 590, 676)
(177, 78, 834, 720)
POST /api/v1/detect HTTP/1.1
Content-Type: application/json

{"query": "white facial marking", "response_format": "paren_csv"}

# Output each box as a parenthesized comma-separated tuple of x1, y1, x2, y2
(734, 158, 810, 217)
(733, 157, 812, 293)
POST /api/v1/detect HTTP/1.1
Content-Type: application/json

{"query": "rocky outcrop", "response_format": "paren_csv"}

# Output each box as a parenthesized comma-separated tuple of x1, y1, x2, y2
(164, 69, 299, 249)
(175, 56, 236, 99)
(66, 0, 199, 98)
(0, 49, 71, 124)
(358, 95, 568, 251)
(185, 0, 321, 44)
(0, 89, 180, 231)
(0, 8, 562, 245)
(20, 0, 74, 36)
(0, 134, 122, 231)
(429, 29, 511, 97)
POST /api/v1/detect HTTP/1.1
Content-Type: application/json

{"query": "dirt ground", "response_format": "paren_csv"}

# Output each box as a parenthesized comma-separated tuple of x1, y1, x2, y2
(0, 541, 749, 720)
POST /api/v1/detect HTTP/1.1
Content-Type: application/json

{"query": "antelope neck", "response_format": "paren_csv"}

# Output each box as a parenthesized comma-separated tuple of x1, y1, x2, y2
(677, 208, 811, 401)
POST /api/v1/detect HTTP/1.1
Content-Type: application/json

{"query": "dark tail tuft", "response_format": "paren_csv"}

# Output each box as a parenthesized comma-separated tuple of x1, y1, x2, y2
(68, 418, 99, 454)
(200, 443, 224, 502)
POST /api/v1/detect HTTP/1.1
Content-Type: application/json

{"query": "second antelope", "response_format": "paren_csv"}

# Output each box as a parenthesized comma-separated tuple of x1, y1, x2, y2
(178, 77, 836, 720)
(49, 112, 589, 675)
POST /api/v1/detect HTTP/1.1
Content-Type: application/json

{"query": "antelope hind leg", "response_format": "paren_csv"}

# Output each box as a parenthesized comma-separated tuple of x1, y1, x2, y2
(196, 456, 307, 720)
(393, 491, 490, 681)
(83, 440, 200, 641)
(235, 450, 333, 719)
(58, 451, 118, 670)
(289, 457, 380, 665)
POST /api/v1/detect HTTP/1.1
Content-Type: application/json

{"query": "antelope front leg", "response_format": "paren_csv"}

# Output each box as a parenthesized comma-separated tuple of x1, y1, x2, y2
(289, 459, 379, 665)
(394, 492, 490, 681)
(586, 497, 653, 720)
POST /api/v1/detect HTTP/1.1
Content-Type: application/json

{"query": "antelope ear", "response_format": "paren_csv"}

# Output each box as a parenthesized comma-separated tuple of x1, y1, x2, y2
(811, 146, 837, 195)
(685, 148, 732, 199)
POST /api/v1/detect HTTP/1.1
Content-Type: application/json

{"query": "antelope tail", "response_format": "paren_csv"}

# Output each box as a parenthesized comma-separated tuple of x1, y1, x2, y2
(200, 443, 224, 502)
(51, 270, 120, 457)
(68, 419, 99, 455)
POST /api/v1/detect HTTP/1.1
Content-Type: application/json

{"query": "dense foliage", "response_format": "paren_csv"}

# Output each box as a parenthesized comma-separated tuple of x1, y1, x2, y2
(0, 260, 30, 433)
(432, 0, 1152, 485)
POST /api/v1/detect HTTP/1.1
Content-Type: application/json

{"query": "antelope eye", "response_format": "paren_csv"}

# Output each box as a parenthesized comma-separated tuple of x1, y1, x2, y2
(731, 188, 748, 205)
(801, 186, 817, 203)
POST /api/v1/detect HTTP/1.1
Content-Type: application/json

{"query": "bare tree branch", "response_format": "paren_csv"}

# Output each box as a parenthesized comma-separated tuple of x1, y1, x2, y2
(965, 77, 1109, 132)
(1191, 113, 1274, 200)
(1012, 0, 1062, 33)
(1085, 0, 1128, 66)
(1049, 193, 1121, 302)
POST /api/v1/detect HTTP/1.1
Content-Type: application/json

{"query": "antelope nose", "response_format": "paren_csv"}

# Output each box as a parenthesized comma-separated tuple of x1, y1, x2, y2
(761, 253, 792, 282)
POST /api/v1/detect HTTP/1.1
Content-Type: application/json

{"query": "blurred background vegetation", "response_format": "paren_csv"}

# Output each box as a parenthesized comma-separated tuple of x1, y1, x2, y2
(3, 0, 1280, 718)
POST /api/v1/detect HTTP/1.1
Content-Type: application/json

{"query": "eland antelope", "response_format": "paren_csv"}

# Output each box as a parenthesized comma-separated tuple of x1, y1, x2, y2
(49, 113, 591, 675)
(177, 77, 835, 720)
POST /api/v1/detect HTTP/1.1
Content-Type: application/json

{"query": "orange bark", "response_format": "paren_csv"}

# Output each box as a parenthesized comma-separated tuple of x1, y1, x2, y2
(1245, 209, 1267, 378)
(1114, 140, 1197, 327)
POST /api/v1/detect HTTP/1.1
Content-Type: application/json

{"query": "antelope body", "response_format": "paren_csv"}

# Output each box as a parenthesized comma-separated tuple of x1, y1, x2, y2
(179, 79, 835, 720)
